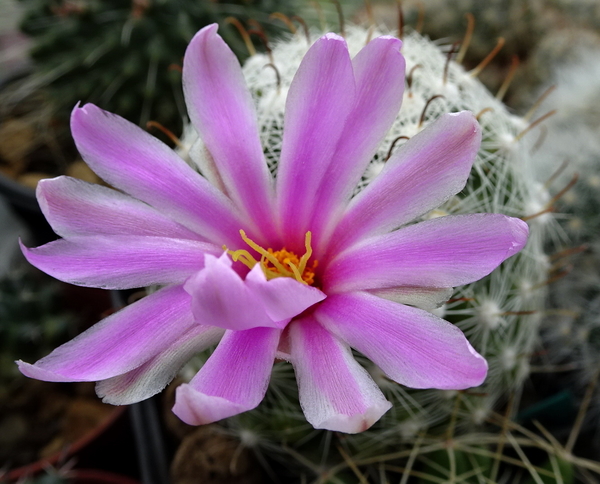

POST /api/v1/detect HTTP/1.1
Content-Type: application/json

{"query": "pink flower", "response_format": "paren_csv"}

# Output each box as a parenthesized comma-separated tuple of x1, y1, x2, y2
(17, 25, 528, 433)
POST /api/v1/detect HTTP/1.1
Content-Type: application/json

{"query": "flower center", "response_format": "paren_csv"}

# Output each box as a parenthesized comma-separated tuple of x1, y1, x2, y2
(225, 230, 318, 285)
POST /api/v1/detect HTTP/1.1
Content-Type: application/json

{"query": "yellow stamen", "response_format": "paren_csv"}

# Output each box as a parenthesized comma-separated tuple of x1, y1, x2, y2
(297, 231, 313, 275)
(286, 260, 303, 281)
(230, 249, 256, 268)
(230, 230, 318, 285)
(223, 245, 258, 270)
(240, 230, 291, 276)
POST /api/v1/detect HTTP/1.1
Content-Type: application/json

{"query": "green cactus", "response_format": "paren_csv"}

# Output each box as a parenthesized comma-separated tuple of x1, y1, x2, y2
(0, 266, 75, 384)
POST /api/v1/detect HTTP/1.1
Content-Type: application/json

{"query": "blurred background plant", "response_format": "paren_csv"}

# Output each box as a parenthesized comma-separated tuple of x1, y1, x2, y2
(0, 265, 75, 386)
(17, 0, 300, 132)
(0, 260, 123, 475)
(0, 0, 304, 193)
(527, 36, 600, 466)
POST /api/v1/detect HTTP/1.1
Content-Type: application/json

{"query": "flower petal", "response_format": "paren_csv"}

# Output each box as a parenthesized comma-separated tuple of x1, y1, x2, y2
(71, 103, 245, 246)
(184, 255, 325, 330)
(172, 327, 280, 425)
(21, 236, 219, 289)
(325, 214, 529, 294)
(311, 36, 406, 250)
(96, 324, 224, 405)
(184, 254, 283, 330)
(38, 176, 202, 240)
(329, 112, 481, 253)
(17, 285, 195, 382)
(315, 292, 488, 389)
(245, 264, 326, 322)
(183, 24, 277, 241)
(276, 33, 356, 247)
(289, 317, 391, 433)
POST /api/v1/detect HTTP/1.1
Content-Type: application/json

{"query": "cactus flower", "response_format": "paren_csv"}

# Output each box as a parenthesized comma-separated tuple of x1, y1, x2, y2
(17, 24, 528, 433)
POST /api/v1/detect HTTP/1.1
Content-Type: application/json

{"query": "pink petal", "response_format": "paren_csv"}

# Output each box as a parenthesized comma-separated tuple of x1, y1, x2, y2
(183, 24, 277, 242)
(325, 214, 529, 294)
(315, 292, 488, 389)
(96, 325, 224, 405)
(276, 33, 356, 249)
(328, 112, 481, 254)
(172, 327, 280, 425)
(71, 103, 246, 246)
(311, 36, 406, 251)
(18, 285, 195, 382)
(21, 236, 219, 289)
(37, 176, 202, 240)
(184, 254, 281, 330)
(289, 317, 391, 433)
(245, 264, 326, 322)
(184, 254, 325, 330)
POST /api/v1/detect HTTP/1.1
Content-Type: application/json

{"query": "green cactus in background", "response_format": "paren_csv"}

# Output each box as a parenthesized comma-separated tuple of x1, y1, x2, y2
(18, 0, 299, 134)
(0, 266, 75, 384)
(528, 46, 600, 452)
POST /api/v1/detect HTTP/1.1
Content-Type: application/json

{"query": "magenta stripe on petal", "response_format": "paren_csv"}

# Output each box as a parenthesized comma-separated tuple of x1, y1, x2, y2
(18, 285, 195, 382)
(289, 317, 391, 433)
(183, 24, 277, 243)
(38, 176, 202, 240)
(312, 36, 406, 252)
(172, 327, 280, 425)
(70, 103, 246, 246)
(96, 325, 224, 405)
(276, 33, 356, 248)
(21, 236, 219, 289)
(315, 292, 488, 390)
(325, 214, 528, 294)
(329, 112, 481, 253)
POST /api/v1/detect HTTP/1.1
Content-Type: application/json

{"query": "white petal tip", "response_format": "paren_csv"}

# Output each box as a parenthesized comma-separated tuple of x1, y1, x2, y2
(173, 384, 250, 425)
(17, 360, 72, 382)
(509, 217, 530, 254)
(449, 346, 488, 389)
(322, 32, 345, 42)
(314, 402, 392, 434)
